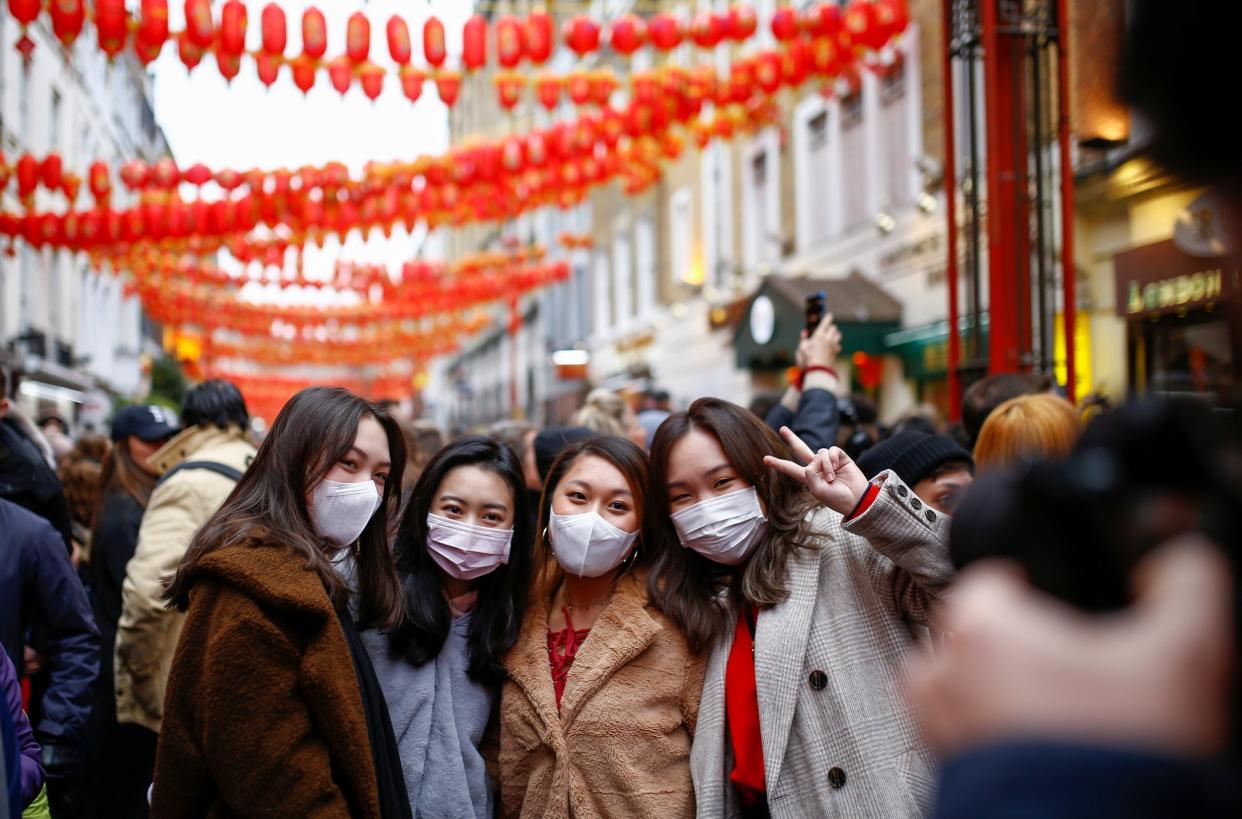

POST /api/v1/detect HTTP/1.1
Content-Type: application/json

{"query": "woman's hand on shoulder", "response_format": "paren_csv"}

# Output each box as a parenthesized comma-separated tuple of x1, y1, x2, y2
(764, 426, 869, 516)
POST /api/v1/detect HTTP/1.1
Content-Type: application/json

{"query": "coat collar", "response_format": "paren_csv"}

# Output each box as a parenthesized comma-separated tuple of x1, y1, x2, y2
(149, 424, 249, 474)
(753, 524, 826, 788)
(503, 566, 662, 733)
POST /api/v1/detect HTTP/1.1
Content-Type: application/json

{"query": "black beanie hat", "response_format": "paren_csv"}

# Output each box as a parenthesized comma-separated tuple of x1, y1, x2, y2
(855, 430, 974, 487)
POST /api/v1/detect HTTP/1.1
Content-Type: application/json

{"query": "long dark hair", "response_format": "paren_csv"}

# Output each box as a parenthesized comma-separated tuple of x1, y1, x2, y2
(536, 436, 653, 570)
(97, 438, 158, 509)
(647, 397, 818, 653)
(386, 436, 533, 687)
(165, 387, 406, 629)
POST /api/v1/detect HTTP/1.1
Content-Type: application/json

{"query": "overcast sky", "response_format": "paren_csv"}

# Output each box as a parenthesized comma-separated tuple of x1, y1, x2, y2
(150, 1, 476, 295)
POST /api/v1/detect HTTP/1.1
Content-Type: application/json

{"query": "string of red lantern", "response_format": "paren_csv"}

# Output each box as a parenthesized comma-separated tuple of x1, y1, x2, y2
(4, 2, 908, 108)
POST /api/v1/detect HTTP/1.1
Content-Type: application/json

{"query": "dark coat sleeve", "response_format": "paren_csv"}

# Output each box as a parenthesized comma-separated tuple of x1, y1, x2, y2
(1, 647, 44, 807)
(22, 515, 100, 742)
(766, 388, 839, 453)
(936, 742, 1242, 819)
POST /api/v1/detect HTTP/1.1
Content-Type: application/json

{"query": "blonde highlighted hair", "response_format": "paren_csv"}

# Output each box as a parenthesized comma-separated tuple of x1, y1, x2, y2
(974, 393, 1081, 471)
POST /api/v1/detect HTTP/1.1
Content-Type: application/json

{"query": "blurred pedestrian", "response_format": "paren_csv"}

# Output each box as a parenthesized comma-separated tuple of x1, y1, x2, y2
(649, 399, 952, 816)
(113, 380, 254, 802)
(532, 427, 595, 487)
(765, 314, 842, 453)
(0, 498, 98, 817)
(489, 420, 542, 529)
(78, 405, 175, 819)
(2, 646, 44, 814)
(973, 393, 1080, 472)
(397, 420, 446, 517)
(368, 436, 532, 817)
(961, 373, 1041, 449)
(57, 435, 109, 568)
(636, 389, 672, 449)
(37, 417, 74, 467)
(857, 431, 975, 515)
(1, 368, 73, 550)
(574, 388, 647, 448)
(154, 387, 408, 818)
(500, 436, 702, 817)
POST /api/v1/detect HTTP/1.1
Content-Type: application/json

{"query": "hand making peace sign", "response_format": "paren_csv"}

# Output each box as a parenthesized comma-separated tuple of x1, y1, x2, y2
(763, 426, 870, 516)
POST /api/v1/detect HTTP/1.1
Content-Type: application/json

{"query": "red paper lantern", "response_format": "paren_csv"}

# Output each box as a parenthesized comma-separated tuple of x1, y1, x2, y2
(96, 0, 129, 59)
(387, 16, 412, 64)
(756, 51, 782, 93)
(399, 65, 424, 102)
(177, 31, 204, 70)
(496, 15, 524, 68)
(49, 0, 87, 47)
(136, 1, 169, 56)
(423, 16, 446, 68)
(495, 74, 524, 111)
(462, 14, 486, 70)
(7, 0, 39, 26)
(260, 4, 286, 56)
(781, 40, 810, 86)
(609, 14, 646, 55)
(39, 154, 63, 191)
(590, 72, 617, 107)
(219, 1, 248, 57)
(302, 7, 327, 59)
(151, 157, 179, 189)
(567, 71, 591, 106)
(216, 50, 242, 83)
(874, 0, 910, 43)
(845, 0, 882, 49)
(327, 57, 353, 96)
(563, 16, 600, 58)
(805, 3, 844, 40)
(535, 74, 560, 110)
(691, 12, 725, 49)
(182, 163, 212, 186)
(648, 14, 683, 50)
(120, 160, 149, 190)
(346, 12, 370, 64)
(256, 53, 280, 87)
(810, 37, 844, 76)
(436, 70, 462, 107)
(525, 9, 553, 64)
(290, 55, 316, 94)
(358, 63, 384, 102)
(771, 6, 799, 41)
(727, 4, 758, 41)
(89, 161, 111, 202)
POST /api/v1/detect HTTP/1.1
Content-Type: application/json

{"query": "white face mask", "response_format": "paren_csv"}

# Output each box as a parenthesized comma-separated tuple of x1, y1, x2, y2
(311, 478, 382, 547)
(671, 486, 768, 566)
(426, 513, 513, 581)
(549, 511, 639, 578)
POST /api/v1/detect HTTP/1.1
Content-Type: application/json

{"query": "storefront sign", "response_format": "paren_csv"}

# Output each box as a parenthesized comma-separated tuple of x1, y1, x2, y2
(1113, 240, 1239, 317)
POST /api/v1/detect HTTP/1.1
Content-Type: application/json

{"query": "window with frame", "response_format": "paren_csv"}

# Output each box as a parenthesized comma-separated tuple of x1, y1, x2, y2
(669, 187, 693, 287)
(806, 110, 832, 247)
(880, 59, 911, 207)
(840, 87, 868, 229)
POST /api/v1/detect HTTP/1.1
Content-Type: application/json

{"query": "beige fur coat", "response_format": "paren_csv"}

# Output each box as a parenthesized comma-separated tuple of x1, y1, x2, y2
(499, 568, 704, 818)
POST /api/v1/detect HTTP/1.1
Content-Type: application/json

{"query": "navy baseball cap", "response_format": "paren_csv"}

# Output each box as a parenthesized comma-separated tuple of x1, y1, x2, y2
(111, 405, 178, 443)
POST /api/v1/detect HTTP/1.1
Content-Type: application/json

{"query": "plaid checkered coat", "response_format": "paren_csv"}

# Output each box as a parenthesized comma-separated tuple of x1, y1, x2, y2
(690, 471, 954, 818)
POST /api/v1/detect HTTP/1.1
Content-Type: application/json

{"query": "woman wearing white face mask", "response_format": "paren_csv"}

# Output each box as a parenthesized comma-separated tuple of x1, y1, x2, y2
(155, 387, 409, 819)
(366, 436, 533, 818)
(499, 436, 704, 818)
(648, 398, 954, 819)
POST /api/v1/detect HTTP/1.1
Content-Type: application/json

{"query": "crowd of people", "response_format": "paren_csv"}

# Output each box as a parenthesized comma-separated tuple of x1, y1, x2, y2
(3, 2, 1241, 815)
(2, 336, 1238, 818)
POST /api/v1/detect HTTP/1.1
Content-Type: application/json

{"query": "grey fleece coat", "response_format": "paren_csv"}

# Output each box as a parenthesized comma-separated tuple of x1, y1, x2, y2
(362, 614, 494, 819)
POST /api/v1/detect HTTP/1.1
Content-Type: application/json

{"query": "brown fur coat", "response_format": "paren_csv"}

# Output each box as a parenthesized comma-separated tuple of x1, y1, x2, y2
(499, 568, 704, 818)
(149, 540, 380, 819)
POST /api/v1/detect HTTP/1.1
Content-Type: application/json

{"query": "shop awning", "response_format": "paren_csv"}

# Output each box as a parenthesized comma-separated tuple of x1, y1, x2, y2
(734, 272, 902, 370)
(884, 316, 990, 378)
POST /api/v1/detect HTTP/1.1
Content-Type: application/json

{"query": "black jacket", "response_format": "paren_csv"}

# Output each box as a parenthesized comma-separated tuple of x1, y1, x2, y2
(0, 419, 73, 550)
(88, 489, 146, 704)
(0, 498, 99, 743)
(765, 387, 840, 454)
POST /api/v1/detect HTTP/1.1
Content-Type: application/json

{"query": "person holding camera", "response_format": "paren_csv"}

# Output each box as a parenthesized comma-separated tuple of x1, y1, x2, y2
(764, 314, 843, 455)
